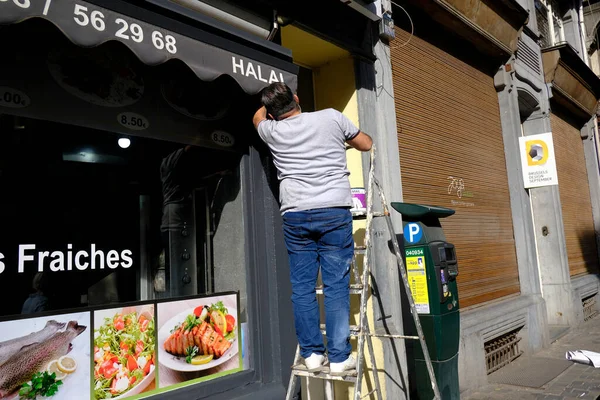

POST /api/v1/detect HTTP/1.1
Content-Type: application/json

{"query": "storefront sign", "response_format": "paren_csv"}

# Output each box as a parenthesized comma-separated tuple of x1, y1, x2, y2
(0, 245, 133, 274)
(0, 0, 297, 94)
(405, 248, 430, 314)
(518, 132, 559, 188)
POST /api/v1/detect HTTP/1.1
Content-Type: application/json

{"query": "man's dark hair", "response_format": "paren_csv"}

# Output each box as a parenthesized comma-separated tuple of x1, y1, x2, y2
(261, 83, 298, 120)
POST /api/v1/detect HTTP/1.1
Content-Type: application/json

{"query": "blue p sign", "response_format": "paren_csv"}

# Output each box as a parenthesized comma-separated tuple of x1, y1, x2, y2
(404, 223, 423, 244)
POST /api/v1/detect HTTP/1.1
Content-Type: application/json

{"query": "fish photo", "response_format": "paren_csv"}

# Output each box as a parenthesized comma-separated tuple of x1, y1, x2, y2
(93, 305, 156, 400)
(0, 312, 91, 400)
(157, 294, 241, 390)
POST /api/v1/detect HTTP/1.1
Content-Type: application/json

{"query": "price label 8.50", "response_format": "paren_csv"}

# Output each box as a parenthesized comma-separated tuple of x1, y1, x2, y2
(117, 112, 149, 131)
(211, 131, 235, 147)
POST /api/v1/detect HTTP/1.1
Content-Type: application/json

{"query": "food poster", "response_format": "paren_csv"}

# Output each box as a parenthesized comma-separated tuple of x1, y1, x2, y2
(156, 294, 241, 391)
(93, 305, 156, 399)
(0, 312, 91, 400)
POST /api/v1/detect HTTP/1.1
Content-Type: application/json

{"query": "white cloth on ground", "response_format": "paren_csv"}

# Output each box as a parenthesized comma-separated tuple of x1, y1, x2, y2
(566, 350, 600, 367)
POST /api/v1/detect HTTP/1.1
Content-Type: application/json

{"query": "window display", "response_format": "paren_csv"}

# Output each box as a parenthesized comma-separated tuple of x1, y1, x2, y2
(0, 118, 245, 315)
(0, 18, 256, 399)
(0, 6, 292, 395)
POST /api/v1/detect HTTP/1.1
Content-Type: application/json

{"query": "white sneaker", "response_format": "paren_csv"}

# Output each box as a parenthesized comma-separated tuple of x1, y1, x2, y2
(330, 355, 356, 376)
(304, 353, 327, 372)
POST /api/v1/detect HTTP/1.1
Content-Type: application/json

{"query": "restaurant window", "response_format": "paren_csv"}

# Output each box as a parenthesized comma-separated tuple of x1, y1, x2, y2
(0, 18, 263, 398)
(0, 117, 247, 312)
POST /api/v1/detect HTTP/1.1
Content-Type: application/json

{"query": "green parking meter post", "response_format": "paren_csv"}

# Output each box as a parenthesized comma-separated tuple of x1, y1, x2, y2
(391, 202, 460, 400)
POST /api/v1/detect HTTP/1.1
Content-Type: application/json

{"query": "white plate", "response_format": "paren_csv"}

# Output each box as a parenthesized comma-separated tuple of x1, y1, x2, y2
(112, 364, 155, 399)
(157, 308, 238, 372)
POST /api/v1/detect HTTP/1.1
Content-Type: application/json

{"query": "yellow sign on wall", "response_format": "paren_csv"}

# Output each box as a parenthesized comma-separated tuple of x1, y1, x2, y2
(406, 250, 430, 314)
(518, 132, 559, 188)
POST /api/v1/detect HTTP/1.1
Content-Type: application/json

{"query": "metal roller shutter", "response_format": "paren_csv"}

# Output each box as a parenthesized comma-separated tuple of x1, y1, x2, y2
(391, 27, 521, 307)
(551, 113, 599, 276)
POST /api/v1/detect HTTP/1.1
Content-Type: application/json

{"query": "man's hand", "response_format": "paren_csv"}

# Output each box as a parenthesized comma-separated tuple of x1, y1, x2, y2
(347, 131, 373, 151)
(253, 106, 268, 130)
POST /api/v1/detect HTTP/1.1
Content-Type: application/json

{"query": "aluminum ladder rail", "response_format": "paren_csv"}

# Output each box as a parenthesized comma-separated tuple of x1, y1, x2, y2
(285, 146, 441, 400)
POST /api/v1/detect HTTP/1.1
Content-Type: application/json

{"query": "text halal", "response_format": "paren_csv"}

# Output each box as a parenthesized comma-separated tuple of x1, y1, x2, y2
(232, 57, 285, 84)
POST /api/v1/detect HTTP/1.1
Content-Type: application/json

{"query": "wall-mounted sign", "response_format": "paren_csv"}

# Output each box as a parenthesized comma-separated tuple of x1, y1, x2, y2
(519, 132, 559, 188)
(404, 223, 423, 244)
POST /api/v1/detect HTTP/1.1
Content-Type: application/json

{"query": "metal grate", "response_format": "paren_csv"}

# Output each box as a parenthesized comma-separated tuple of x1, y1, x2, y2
(583, 295, 599, 322)
(485, 328, 524, 374)
(517, 39, 541, 75)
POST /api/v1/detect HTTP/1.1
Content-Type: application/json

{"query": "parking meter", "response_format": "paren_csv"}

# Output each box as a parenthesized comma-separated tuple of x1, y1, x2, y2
(391, 202, 460, 400)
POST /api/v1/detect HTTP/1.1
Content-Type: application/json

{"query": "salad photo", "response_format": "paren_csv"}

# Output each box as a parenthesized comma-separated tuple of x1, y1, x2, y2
(157, 295, 241, 389)
(93, 305, 155, 399)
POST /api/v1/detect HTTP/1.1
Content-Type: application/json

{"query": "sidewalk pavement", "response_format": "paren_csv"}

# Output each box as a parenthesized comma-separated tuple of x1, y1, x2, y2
(465, 316, 600, 400)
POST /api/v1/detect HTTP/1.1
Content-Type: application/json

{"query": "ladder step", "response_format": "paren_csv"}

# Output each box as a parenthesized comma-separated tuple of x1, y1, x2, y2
(320, 324, 360, 335)
(370, 325, 420, 340)
(291, 364, 357, 382)
(315, 284, 363, 295)
(355, 245, 366, 254)
(351, 210, 384, 218)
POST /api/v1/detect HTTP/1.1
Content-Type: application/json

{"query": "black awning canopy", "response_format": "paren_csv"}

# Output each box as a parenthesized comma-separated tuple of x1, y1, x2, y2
(0, 0, 298, 94)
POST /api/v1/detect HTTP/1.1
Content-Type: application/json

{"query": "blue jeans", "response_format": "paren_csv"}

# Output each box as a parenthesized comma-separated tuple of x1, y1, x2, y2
(282, 207, 353, 363)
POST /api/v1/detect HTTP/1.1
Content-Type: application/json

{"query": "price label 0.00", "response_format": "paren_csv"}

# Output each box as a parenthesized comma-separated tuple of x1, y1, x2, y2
(0, 87, 31, 108)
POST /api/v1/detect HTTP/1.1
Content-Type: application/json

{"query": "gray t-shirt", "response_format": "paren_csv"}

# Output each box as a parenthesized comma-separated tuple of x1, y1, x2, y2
(257, 108, 360, 214)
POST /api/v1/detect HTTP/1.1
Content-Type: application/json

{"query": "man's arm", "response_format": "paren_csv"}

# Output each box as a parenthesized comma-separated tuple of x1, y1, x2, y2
(253, 106, 268, 130)
(347, 131, 373, 151)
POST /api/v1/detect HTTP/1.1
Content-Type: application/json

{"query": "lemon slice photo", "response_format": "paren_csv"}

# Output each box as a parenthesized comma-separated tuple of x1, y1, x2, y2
(190, 354, 214, 365)
(211, 311, 227, 334)
(47, 360, 68, 380)
(57, 355, 77, 374)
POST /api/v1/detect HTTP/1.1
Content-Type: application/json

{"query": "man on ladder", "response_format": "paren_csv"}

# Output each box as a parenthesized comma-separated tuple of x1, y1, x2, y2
(253, 83, 373, 376)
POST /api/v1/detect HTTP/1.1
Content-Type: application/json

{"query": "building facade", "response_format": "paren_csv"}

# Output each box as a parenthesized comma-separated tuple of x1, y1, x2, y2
(5, 0, 600, 398)
(385, 0, 600, 396)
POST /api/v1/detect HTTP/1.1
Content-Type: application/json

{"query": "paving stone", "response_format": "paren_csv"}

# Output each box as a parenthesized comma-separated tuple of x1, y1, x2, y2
(464, 317, 600, 400)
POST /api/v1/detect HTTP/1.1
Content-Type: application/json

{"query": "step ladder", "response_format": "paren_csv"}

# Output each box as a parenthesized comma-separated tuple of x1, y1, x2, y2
(285, 146, 441, 400)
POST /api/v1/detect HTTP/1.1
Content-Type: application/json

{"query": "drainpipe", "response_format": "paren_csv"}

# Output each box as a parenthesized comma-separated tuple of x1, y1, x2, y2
(594, 115, 600, 175)
(579, 0, 590, 65)
(547, 1, 556, 45)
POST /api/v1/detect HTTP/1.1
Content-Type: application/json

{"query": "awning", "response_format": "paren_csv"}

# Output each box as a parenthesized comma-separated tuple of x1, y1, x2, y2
(0, 0, 298, 94)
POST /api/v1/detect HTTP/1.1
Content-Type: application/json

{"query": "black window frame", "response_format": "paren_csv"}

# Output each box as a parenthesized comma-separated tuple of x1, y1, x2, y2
(143, 147, 295, 400)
